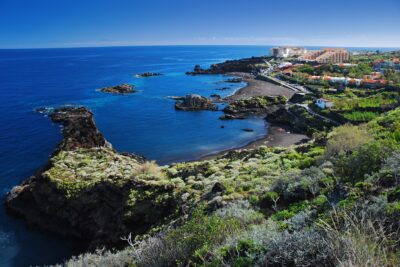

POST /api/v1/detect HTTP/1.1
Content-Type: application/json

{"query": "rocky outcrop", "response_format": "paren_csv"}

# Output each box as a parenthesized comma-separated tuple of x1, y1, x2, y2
(135, 72, 162, 78)
(210, 94, 223, 102)
(6, 107, 180, 250)
(220, 95, 287, 119)
(100, 84, 136, 94)
(175, 94, 218, 111)
(48, 107, 109, 151)
(186, 56, 271, 75)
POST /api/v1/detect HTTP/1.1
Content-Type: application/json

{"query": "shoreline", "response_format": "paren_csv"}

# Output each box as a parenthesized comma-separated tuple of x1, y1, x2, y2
(198, 124, 309, 161)
(224, 72, 295, 101)
(196, 72, 308, 161)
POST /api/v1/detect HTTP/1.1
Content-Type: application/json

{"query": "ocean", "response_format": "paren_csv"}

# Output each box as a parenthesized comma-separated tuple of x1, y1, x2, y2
(0, 45, 270, 266)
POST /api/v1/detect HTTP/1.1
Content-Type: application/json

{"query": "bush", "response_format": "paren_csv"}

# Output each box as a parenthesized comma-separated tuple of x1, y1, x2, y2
(129, 206, 246, 267)
(326, 124, 372, 158)
(262, 228, 334, 267)
(337, 140, 395, 184)
(133, 161, 164, 179)
(319, 209, 398, 267)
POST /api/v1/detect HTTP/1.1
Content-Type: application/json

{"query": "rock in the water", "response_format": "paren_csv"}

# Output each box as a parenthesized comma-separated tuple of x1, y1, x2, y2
(242, 128, 254, 132)
(100, 84, 136, 94)
(225, 78, 243, 83)
(185, 65, 204, 75)
(49, 107, 109, 151)
(135, 72, 162, 78)
(219, 114, 246, 120)
(175, 94, 218, 111)
(216, 87, 229, 91)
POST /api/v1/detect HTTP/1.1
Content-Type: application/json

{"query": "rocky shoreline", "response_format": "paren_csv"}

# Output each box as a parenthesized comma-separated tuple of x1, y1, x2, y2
(5, 56, 332, 258)
(4, 77, 316, 251)
(6, 107, 178, 250)
(185, 56, 272, 75)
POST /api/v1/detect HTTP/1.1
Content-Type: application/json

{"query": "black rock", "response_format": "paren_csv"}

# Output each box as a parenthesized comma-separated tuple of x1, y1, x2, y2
(175, 94, 218, 111)
(48, 107, 109, 151)
(135, 72, 162, 78)
(100, 84, 136, 94)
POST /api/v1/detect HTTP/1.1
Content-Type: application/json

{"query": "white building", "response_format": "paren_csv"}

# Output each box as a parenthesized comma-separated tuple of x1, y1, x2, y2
(316, 98, 334, 109)
(270, 46, 307, 58)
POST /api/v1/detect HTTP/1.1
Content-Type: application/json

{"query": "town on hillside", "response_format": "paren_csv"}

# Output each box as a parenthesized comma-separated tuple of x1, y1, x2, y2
(264, 46, 400, 123)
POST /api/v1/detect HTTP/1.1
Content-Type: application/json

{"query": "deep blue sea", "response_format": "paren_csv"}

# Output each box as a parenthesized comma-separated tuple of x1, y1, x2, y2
(0, 45, 397, 266)
(0, 45, 272, 266)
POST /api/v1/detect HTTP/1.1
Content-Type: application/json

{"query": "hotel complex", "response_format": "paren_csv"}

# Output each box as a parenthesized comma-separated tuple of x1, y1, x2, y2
(271, 46, 350, 64)
(270, 46, 308, 58)
(299, 48, 350, 64)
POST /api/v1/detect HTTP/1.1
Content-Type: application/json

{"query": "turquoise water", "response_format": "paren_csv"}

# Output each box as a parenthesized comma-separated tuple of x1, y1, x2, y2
(0, 46, 270, 266)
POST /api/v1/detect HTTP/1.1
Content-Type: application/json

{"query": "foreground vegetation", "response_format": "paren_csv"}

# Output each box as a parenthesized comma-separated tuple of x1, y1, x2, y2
(58, 108, 400, 267)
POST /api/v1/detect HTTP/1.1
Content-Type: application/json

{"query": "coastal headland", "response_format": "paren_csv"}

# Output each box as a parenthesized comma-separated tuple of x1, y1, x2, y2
(4, 56, 318, 251)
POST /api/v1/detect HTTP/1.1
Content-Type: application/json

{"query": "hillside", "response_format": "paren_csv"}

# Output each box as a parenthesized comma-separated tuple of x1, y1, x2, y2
(6, 105, 400, 266)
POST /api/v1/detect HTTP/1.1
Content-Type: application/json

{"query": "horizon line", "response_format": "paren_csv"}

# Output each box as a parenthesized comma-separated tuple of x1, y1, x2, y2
(1, 43, 400, 50)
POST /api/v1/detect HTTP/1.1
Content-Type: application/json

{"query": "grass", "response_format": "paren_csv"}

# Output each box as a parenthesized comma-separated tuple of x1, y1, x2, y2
(343, 111, 380, 122)
(329, 93, 398, 112)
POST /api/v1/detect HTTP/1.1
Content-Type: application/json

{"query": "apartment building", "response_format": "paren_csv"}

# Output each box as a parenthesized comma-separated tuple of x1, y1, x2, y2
(300, 48, 350, 63)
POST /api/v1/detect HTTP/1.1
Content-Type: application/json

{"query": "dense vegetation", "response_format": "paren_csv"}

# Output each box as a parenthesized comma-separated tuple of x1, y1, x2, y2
(59, 108, 400, 267)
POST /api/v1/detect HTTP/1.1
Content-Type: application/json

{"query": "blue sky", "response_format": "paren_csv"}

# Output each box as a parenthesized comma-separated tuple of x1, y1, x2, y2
(0, 0, 399, 48)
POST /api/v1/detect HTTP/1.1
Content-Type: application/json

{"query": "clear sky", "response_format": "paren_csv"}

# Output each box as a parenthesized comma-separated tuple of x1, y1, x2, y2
(0, 0, 399, 48)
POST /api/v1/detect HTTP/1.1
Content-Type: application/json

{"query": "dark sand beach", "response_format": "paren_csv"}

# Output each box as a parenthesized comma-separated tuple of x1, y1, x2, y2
(199, 75, 309, 161)
(226, 72, 295, 100)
